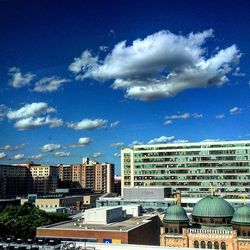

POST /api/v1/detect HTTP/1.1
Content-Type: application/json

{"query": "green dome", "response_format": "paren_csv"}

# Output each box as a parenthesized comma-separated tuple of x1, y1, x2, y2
(192, 196, 234, 218)
(232, 205, 250, 225)
(163, 204, 189, 223)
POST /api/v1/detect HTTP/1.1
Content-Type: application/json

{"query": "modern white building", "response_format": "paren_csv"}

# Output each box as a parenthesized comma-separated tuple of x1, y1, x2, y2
(121, 140, 250, 198)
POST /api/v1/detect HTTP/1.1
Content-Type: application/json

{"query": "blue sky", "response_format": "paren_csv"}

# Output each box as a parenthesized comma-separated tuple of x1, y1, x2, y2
(0, 0, 249, 174)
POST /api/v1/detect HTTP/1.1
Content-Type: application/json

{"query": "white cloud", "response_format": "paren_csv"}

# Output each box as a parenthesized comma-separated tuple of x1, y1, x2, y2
(78, 137, 93, 145)
(114, 152, 121, 157)
(69, 29, 240, 101)
(33, 77, 70, 93)
(99, 46, 109, 52)
(67, 118, 107, 130)
(7, 102, 56, 120)
(14, 116, 63, 130)
(41, 144, 61, 152)
(215, 114, 225, 119)
(129, 140, 143, 147)
(0, 152, 7, 159)
(7, 103, 63, 130)
(202, 139, 221, 142)
(173, 139, 189, 143)
(148, 136, 175, 144)
(232, 67, 245, 77)
(1, 143, 26, 151)
(8, 67, 35, 88)
(13, 154, 24, 160)
(68, 137, 93, 148)
(165, 113, 191, 120)
(93, 152, 102, 158)
(54, 151, 70, 158)
(110, 121, 120, 128)
(165, 112, 202, 120)
(29, 154, 43, 160)
(230, 106, 241, 115)
(110, 142, 125, 148)
(0, 104, 8, 121)
(193, 113, 203, 118)
(164, 120, 172, 125)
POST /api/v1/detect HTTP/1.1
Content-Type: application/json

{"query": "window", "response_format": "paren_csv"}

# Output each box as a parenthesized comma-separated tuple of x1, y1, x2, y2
(201, 241, 206, 249)
(221, 242, 226, 250)
(214, 242, 219, 249)
(194, 241, 199, 248)
(207, 241, 212, 249)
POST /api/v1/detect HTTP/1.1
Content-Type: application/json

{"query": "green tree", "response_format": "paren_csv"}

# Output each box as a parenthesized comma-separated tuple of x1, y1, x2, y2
(0, 204, 69, 239)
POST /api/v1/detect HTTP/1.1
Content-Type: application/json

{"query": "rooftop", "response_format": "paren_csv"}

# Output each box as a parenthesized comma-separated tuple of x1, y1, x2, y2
(38, 215, 157, 232)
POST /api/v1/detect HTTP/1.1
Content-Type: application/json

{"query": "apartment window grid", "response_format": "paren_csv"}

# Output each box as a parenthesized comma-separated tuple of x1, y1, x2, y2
(122, 141, 250, 197)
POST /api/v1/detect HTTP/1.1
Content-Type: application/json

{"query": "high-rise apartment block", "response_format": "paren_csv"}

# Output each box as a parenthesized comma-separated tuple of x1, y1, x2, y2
(121, 140, 250, 197)
(30, 165, 58, 194)
(0, 163, 58, 197)
(70, 159, 114, 193)
(0, 164, 32, 197)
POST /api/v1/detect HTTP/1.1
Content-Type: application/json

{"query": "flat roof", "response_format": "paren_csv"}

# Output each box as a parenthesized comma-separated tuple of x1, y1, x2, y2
(38, 215, 157, 232)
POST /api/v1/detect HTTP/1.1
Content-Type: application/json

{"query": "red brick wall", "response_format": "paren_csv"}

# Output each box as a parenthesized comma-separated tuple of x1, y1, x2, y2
(37, 228, 128, 243)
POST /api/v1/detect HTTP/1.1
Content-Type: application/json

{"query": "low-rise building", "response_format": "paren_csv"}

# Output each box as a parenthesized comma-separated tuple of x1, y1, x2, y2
(36, 206, 161, 245)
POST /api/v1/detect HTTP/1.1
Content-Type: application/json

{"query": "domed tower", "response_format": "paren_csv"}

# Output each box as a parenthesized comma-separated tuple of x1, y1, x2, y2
(232, 205, 250, 237)
(163, 204, 189, 234)
(192, 196, 234, 227)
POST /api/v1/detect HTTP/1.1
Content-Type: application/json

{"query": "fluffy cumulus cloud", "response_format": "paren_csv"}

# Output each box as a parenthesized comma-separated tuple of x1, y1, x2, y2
(148, 136, 175, 144)
(13, 154, 24, 160)
(41, 144, 61, 152)
(7, 102, 56, 120)
(8, 67, 35, 88)
(0, 152, 7, 159)
(110, 142, 125, 148)
(33, 76, 70, 93)
(14, 116, 63, 130)
(78, 137, 93, 145)
(69, 29, 240, 101)
(230, 106, 241, 115)
(7, 102, 63, 130)
(68, 137, 93, 148)
(67, 118, 107, 130)
(54, 151, 70, 158)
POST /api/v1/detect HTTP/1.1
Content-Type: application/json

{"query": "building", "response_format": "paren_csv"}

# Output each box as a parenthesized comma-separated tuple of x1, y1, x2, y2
(36, 206, 161, 245)
(58, 164, 72, 183)
(97, 187, 174, 212)
(0, 164, 32, 198)
(114, 175, 121, 195)
(160, 194, 250, 250)
(71, 159, 114, 193)
(121, 140, 250, 197)
(30, 165, 58, 194)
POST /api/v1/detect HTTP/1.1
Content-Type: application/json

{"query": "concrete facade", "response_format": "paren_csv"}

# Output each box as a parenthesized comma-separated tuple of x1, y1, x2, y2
(121, 140, 250, 198)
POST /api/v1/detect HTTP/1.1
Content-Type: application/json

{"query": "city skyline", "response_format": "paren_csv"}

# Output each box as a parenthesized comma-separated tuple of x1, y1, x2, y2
(0, 0, 250, 174)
